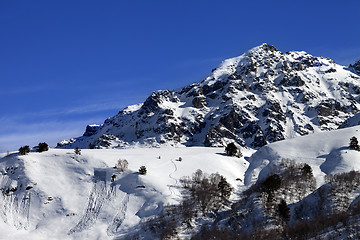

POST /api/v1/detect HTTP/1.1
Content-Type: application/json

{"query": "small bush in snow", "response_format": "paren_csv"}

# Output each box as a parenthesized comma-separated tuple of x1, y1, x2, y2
(139, 166, 147, 175)
(349, 136, 359, 150)
(116, 159, 128, 172)
(74, 147, 81, 155)
(225, 142, 242, 157)
(19, 145, 30, 155)
(301, 163, 312, 176)
(37, 142, 49, 152)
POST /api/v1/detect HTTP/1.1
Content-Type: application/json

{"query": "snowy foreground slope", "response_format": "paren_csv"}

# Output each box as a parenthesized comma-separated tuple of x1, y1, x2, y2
(2, 126, 360, 239)
(0, 147, 251, 239)
(245, 125, 360, 187)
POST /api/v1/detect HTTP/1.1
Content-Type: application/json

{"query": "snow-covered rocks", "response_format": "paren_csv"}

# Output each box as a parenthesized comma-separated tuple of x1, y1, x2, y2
(350, 59, 360, 75)
(58, 44, 360, 150)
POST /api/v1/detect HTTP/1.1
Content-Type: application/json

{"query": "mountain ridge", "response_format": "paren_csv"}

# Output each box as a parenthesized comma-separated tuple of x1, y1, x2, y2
(58, 44, 360, 149)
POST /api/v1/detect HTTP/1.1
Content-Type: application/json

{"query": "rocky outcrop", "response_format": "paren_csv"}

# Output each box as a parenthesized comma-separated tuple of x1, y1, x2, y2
(350, 60, 360, 75)
(83, 125, 101, 136)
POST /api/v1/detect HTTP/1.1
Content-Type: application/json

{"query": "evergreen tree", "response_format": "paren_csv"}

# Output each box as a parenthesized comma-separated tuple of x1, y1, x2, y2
(225, 142, 242, 157)
(19, 145, 30, 155)
(218, 176, 232, 201)
(263, 174, 281, 193)
(37, 142, 49, 152)
(301, 163, 312, 176)
(278, 199, 290, 222)
(349, 136, 359, 150)
(139, 166, 147, 175)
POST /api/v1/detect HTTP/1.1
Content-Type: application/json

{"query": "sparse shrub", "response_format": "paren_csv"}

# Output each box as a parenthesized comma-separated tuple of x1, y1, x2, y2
(136, 170, 234, 239)
(188, 170, 233, 213)
(325, 170, 360, 186)
(179, 198, 194, 227)
(74, 147, 81, 155)
(116, 159, 128, 172)
(225, 142, 242, 157)
(349, 136, 359, 150)
(279, 159, 317, 201)
(192, 226, 241, 240)
(144, 211, 179, 239)
(192, 169, 203, 183)
(159, 217, 177, 239)
(139, 166, 147, 175)
(37, 142, 49, 152)
(19, 145, 30, 155)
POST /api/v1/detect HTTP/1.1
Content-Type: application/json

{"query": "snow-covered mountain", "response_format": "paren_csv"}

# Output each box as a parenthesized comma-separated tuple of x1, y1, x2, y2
(58, 44, 360, 149)
(3, 44, 360, 239)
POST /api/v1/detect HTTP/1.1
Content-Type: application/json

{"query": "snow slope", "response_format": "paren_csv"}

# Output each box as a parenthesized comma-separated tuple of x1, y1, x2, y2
(0, 147, 251, 239)
(3, 127, 360, 238)
(245, 125, 360, 187)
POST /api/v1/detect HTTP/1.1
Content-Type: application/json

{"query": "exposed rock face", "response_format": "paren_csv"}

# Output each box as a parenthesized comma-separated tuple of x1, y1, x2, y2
(57, 44, 360, 149)
(192, 96, 207, 108)
(350, 60, 360, 75)
(83, 124, 101, 136)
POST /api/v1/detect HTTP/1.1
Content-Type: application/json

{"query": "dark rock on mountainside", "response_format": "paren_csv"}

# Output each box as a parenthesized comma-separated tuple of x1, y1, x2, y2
(83, 125, 101, 136)
(350, 60, 360, 75)
(57, 44, 360, 149)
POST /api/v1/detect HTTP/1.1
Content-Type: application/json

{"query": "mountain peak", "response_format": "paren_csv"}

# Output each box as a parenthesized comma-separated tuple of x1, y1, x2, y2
(58, 46, 360, 150)
(252, 43, 278, 53)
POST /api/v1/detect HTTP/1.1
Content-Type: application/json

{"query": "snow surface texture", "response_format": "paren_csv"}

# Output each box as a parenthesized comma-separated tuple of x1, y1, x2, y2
(58, 44, 360, 150)
(0, 147, 251, 239)
(245, 125, 360, 187)
(3, 126, 360, 238)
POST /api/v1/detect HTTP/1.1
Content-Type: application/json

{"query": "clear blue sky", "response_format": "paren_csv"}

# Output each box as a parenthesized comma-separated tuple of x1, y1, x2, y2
(1, 0, 359, 152)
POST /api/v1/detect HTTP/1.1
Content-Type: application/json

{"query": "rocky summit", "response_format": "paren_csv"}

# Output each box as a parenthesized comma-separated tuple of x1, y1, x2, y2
(58, 44, 360, 149)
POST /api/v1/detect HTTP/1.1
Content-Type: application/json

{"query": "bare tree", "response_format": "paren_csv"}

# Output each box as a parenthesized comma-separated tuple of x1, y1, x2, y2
(116, 159, 129, 172)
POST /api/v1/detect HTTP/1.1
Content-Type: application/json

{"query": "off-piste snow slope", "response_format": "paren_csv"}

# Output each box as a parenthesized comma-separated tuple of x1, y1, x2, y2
(245, 125, 360, 186)
(2, 126, 360, 239)
(0, 146, 252, 239)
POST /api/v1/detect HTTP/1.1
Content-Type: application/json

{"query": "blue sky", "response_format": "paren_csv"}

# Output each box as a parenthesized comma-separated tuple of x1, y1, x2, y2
(1, 0, 359, 152)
